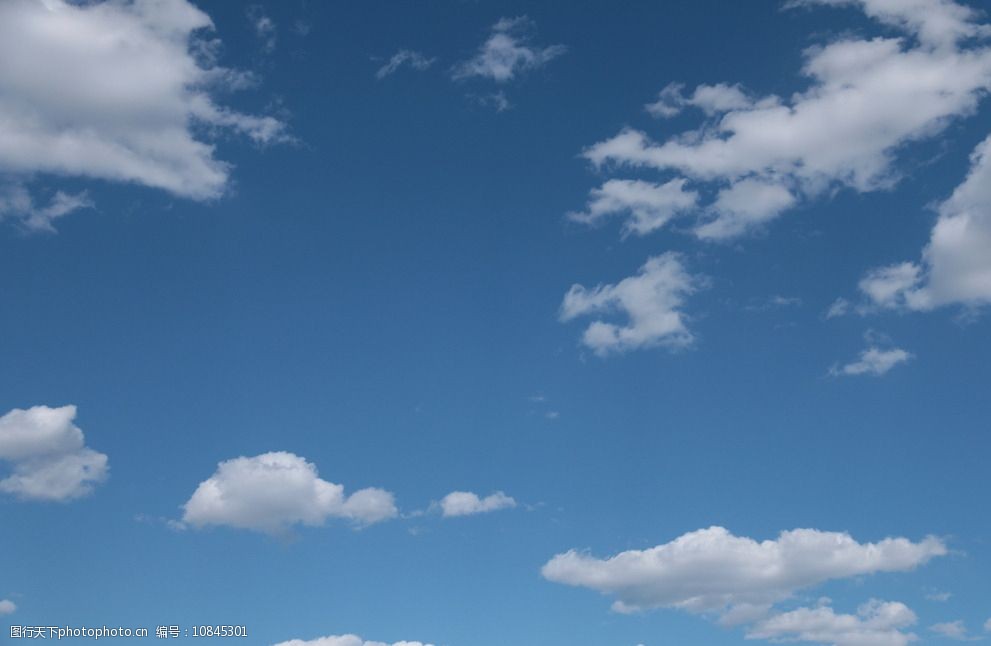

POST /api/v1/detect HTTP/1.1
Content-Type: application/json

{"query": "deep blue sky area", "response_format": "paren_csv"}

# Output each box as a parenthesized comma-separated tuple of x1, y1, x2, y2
(0, 1, 989, 645)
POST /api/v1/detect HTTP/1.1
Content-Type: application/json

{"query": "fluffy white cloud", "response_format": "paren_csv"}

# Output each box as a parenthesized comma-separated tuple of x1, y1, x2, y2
(929, 620, 971, 640)
(830, 346, 913, 376)
(0, 405, 108, 501)
(0, 0, 286, 215)
(182, 452, 397, 534)
(541, 526, 946, 615)
(439, 491, 516, 517)
(698, 178, 797, 240)
(560, 253, 700, 355)
(452, 16, 565, 82)
(567, 179, 699, 236)
(581, 0, 991, 240)
(273, 635, 433, 646)
(0, 599, 15, 615)
(747, 599, 918, 646)
(376, 50, 436, 79)
(859, 134, 991, 311)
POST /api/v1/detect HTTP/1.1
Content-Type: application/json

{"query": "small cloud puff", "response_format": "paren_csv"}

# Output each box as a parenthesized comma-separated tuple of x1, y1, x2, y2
(439, 491, 516, 517)
(181, 452, 397, 535)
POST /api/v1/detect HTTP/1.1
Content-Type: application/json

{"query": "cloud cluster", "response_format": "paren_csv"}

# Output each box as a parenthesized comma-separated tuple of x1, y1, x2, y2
(272, 635, 432, 646)
(560, 253, 701, 355)
(182, 452, 397, 534)
(452, 16, 565, 82)
(541, 526, 946, 615)
(0, 599, 15, 615)
(577, 0, 991, 240)
(0, 405, 108, 501)
(0, 0, 286, 223)
(747, 599, 918, 646)
(439, 491, 516, 517)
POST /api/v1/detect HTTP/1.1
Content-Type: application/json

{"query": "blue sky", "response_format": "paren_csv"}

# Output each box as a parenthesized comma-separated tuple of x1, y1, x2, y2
(1, 0, 990, 644)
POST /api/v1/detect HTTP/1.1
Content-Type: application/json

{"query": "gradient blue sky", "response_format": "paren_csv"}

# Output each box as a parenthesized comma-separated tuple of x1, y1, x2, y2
(1, 1, 990, 645)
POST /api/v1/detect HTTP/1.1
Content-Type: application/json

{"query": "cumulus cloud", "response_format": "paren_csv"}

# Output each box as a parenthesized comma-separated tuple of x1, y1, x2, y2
(181, 452, 397, 534)
(272, 635, 433, 646)
(830, 346, 913, 377)
(747, 599, 918, 646)
(0, 599, 15, 615)
(0, 0, 287, 221)
(376, 50, 436, 79)
(698, 178, 798, 240)
(439, 491, 516, 517)
(541, 526, 946, 616)
(560, 253, 701, 355)
(452, 16, 565, 82)
(567, 179, 699, 236)
(581, 0, 991, 240)
(0, 405, 108, 501)
(859, 133, 991, 312)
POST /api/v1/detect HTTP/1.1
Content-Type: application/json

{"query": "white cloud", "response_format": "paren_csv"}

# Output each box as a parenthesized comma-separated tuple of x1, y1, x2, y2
(827, 297, 853, 318)
(697, 178, 797, 240)
(646, 82, 756, 118)
(582, 0, 991, 240)
(376, 50, 436, 79)
(930, 620, 975, 640)
(452, 16, 565, 82)
(747, 599, 918, 646)
(0, 599, 15, 615)
(0, 405, 108, 502)
(984, 618, 991, 632)
(788, 0, 991, 48)
(0, 0, 286, 218)
(272, 635, 433, 646)
(0, 183, 93, 232)
(247, 5, 276, 53)
(541, 526, 946, 616)
(858, 263, 926, 310)
(560, 253, 700, 355)
(859, 133, 991, 311)
(925, 591, 952, 602)
(181, 452, 397, 534)
(439, 491, 516, 517)
(567, 179, 699, 237)
(830, 346, 913, 377)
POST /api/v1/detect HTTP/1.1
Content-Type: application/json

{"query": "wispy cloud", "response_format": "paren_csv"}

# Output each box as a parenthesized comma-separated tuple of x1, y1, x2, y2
(376, 49, 436, 79)
(452, 16, 565, 82)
